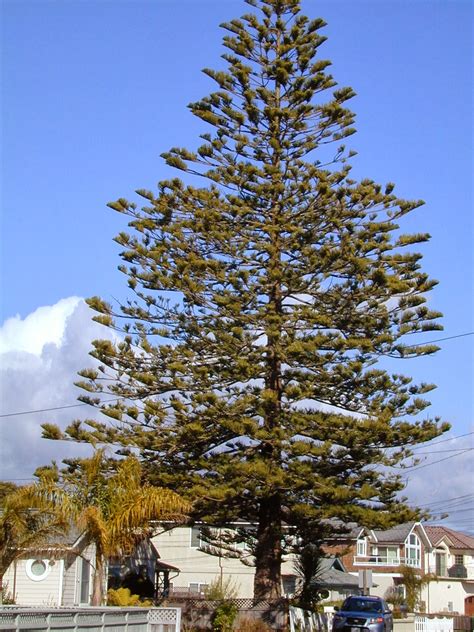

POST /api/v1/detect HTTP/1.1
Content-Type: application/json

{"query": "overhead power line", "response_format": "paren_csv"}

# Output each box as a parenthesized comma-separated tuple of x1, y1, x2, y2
(410, 431, 474, 450)
(422, 331, 474, 344)
(0, 398, 121, 418)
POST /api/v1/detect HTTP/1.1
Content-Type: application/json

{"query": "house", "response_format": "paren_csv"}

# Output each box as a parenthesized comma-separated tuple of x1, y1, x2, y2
(2, 528, 95, 606)
(324, 521, 431, 605)
(152, 524, 263, 598)
(324, 521, 474, 614)
(3, 531, 179, 606)
(151, 523, 372, 601)
(422, 526, 474, 615)
(6, 518, 472, 613)
(311, 557, 364, 602)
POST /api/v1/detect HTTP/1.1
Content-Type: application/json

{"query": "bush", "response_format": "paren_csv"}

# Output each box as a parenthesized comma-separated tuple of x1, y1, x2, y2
(107, 587, 152, 607)
(212, 600, 238, 632)
(1, 583, 15, 605)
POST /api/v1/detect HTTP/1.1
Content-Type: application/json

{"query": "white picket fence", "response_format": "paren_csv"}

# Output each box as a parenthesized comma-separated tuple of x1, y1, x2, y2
(415, 616, 454, 632)
(0, 606, 181, 632)
(289, 607, 329, 632)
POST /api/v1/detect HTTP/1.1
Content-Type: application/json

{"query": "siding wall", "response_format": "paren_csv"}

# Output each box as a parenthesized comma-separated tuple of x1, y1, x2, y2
(3, 558, 63, 606)
(152, 527, 296, 598)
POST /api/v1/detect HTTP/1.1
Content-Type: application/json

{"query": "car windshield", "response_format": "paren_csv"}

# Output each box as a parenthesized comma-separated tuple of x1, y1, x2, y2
(342, 597, 382, 613)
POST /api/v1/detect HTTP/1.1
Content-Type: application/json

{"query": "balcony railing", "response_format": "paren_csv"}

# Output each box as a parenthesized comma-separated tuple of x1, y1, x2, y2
(426, 564, 468, 578)
(354, 555, 421, 568)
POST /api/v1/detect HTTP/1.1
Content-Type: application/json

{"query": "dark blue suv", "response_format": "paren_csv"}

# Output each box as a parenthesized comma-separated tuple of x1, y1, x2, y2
(332, 596, 393, 632)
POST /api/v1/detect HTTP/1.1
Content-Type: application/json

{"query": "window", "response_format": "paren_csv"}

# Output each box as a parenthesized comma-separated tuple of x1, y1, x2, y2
(376, 546, 399, 564)
(405, 533, 421, 567)
(25, 559, 50, 582)
(435, 551, 447, 576)
(190, 526, 202, 548)
(80, 558, 91, 604)
(357, 537, 367, 557)
(454, 554, 464, 566)
(189, 582, 208, 594)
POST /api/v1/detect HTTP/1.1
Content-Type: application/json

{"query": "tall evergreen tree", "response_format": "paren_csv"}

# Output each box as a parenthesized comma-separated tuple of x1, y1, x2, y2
(43, 0, 448, 599)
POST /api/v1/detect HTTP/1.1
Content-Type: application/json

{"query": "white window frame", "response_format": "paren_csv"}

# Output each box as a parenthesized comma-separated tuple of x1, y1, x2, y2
(405, 533, 421, 567)
(25, 559, 51, 582)
(357, 537, 367, 557)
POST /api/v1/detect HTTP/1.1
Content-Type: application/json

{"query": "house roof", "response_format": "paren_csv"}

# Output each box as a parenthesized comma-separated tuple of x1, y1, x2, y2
(371, 522, 415, 544)
(311, 557, 377, 589)
(424, 526, 474, 550)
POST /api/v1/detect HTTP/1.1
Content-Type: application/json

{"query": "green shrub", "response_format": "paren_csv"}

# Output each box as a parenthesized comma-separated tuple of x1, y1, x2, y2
(212, 600, 238, 632)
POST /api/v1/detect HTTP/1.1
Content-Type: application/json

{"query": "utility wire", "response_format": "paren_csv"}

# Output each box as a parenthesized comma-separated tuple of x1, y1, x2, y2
(401, 449, 473, 473)
(412, 493, 474, 508)
(0, 398, 122, 418)
(422, 331, 474, 344)
(410, 431, 474, 450)
(0, 330, 472, 420)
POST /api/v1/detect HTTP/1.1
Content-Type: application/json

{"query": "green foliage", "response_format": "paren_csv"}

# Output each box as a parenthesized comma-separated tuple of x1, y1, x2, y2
(107, 587, 152, 607)
(384, 585, 405, 608)
(293, 543, 325, 610)
(0, 482, 19, 507)
(1, 583, 15, 605)
(397, 565, 434, 612)
(45, 0, 448, 600)
(0, 483, 69, 593)
(205, 576, 240, 600)
(212, 600, 239, 632)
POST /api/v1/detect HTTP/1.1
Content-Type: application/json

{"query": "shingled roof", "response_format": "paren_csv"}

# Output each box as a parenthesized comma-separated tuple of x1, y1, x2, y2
(371, 522, 416, 544)
(425, 526, 474, 550)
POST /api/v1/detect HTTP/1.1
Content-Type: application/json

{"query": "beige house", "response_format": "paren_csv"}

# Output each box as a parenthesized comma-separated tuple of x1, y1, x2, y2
(153, 524, 282, 598)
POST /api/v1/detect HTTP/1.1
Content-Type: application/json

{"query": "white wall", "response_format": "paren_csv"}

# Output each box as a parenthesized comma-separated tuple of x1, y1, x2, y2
(422, 579, 467, 615)
(3, 558, 63, 606)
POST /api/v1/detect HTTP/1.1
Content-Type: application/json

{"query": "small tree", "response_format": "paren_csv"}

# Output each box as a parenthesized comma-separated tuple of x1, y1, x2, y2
(293, 543, 325, 610)
(397, 565, 433, 612)
(44, 0, 448, 599)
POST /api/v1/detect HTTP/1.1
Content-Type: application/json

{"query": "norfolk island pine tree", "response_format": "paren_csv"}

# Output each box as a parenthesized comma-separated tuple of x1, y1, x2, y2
(42, 0, 449, 600)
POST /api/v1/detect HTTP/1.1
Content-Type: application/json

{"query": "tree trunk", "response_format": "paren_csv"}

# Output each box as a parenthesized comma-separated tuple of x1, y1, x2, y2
(253, 495, 282, 600)
(91, 554, 105, 606)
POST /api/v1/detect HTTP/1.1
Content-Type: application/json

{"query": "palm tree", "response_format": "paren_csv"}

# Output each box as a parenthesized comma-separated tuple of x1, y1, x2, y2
(17, 451, 190, 605)
(0, 483, 69, 604)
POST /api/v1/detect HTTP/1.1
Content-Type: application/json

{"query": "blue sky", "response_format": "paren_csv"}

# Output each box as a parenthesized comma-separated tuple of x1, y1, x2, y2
(1, 0, 473, 531)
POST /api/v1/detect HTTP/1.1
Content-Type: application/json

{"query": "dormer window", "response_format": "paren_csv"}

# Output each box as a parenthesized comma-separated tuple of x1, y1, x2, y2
(405, 533, 421, 567)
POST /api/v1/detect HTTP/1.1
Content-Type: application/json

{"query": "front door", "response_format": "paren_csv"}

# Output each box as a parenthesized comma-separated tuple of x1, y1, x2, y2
(465, 596, 474, 616)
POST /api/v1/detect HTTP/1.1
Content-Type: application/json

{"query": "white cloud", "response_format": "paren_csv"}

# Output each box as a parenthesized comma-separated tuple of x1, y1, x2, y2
(0, 297, 82, 356)
(0, 298, 118, 482)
